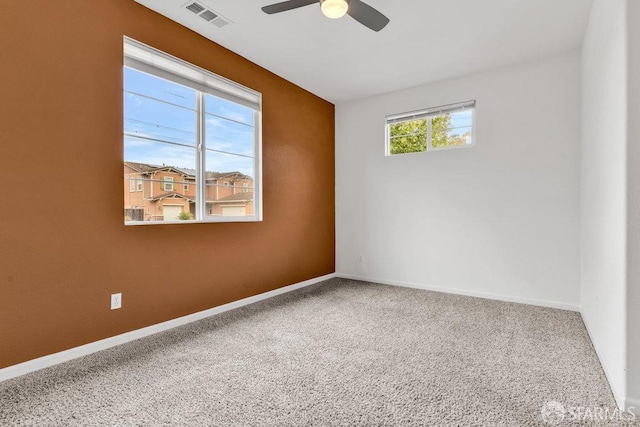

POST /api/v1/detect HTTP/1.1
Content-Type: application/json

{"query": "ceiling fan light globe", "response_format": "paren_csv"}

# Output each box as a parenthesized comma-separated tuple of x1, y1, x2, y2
(321, 0, 348, 19)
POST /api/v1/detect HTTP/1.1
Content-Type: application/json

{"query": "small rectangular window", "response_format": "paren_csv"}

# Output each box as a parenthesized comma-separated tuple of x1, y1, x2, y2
(163, 177, 174, 191)
(136, 179, 143, 191)
(386, 100, 475, 156)
(123, 37, 262, 225)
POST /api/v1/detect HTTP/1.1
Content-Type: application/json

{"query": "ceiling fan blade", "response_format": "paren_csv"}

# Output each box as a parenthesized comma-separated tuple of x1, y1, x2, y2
(262, 0, 318, 14)
(347, 0, 389, 32)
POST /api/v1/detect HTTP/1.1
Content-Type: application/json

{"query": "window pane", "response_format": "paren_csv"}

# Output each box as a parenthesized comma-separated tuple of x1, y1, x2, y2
(449, 109, 473, 129)
(205, 115, 255, 157)
(205, 94, 254, 126)
(205, 149, 254, 178)
(124, 136, 197, 223)
(432, 111, 473, 148)
(125, 137, 196, 169)
(389, 119, 427, 155)
(204, 150, 254, 218)
(124, 67, 196, 109)
(443, 126, 473, 146)
(124, 94, 196, 147)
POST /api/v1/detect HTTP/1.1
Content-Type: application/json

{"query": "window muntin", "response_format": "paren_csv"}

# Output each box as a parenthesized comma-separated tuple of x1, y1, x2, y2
(386, 101, 475, 155)
(123, 38, 261, 225)
(163, 177, 175, 191)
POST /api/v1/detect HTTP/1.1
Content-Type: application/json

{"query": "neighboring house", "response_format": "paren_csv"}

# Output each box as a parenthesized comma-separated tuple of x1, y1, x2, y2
(124, 162, 254, 221)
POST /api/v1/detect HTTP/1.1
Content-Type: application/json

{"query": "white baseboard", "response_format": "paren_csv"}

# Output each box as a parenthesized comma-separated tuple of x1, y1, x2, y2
(336, 273, 580, 312)
(580, 312, 627, 411)
(0, 273, 336, 383)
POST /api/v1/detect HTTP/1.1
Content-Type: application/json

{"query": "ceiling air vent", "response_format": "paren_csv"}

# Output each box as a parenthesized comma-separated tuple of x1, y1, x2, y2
(199, 10, 218, 21)
(211, 17, 230, 28)
(185, 2, 205, 14)
(183, 1, 232, 28)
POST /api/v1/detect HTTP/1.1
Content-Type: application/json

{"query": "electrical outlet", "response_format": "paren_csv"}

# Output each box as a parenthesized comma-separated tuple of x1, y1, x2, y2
(111, 293, 122, 310)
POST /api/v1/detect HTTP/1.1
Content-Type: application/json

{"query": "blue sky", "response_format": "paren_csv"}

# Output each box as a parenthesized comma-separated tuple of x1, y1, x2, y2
(449, 110, 472, 132)
(124, 67, 255, 177)
(447, 110, 473, 142)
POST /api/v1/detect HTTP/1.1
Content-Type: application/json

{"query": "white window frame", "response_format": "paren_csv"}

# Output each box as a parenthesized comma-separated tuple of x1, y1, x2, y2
(129, 177, 136, 192)
(385, 100, 476, 156)
(137, 179, 143, 191)
(123, 37, 263, 225)
(163, 177, 174, 192)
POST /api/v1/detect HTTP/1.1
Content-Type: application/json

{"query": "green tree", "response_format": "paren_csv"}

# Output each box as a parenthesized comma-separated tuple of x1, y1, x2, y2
(389, 119, 426, 155)
(389, 113, 469, 154)
(178, 211, 194, 220)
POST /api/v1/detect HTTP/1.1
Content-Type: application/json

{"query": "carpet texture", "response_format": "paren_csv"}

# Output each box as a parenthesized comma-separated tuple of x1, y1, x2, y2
(1, 278, 637, 426)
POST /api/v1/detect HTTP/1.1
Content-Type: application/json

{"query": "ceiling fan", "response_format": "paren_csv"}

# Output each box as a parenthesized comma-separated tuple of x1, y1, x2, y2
(261, 0, 390, 32)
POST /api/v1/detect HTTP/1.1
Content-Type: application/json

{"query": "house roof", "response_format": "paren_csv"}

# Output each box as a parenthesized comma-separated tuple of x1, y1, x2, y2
(148, 192, 194, 203)
(125, 161, 252, 181)
(211, 192, 254, 203)
(205, 171, 250, 181)
(147, 190, 253, 204)
(125, 162, 193, 176)
(124, 162, 148, 173)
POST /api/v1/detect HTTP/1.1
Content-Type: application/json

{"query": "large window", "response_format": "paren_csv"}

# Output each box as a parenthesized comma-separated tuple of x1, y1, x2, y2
(386, 100, 475, 155)
(123, 38, 262, 224)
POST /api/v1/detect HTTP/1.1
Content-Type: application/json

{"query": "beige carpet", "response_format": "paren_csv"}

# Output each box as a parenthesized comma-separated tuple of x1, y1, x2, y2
(1, 278, 637, 426)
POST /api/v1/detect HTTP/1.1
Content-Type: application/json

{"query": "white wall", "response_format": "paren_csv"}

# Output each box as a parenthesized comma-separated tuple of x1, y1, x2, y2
(336, 53, 581, 310)
(580, 0, 628, 409)
(626, 0, 640, 410)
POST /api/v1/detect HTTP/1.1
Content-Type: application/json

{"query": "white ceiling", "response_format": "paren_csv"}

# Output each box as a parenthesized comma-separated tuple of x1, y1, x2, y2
(134, 0, 593, 104)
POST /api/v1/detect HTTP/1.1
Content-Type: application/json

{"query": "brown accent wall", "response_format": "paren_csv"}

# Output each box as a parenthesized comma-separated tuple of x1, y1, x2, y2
(0, 0, 335, 368)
